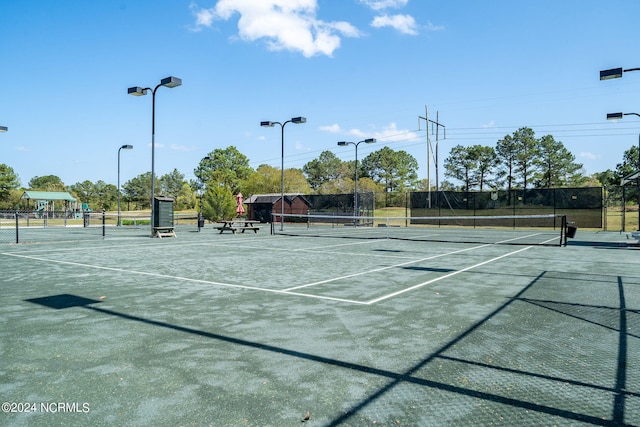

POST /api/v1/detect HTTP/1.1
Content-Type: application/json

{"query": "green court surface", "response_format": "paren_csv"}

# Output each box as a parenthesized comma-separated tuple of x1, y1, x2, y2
(1, 227, 639, 426)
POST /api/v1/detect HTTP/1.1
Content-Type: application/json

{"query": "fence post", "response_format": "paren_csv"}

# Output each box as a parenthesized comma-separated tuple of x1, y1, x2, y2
(15, 210, 19, 244)
(623, 187, 627, 232)
(603, 186, 608, 232)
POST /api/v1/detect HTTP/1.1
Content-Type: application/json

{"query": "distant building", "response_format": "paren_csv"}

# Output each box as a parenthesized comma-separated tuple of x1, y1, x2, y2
(245, 193, 310, 222)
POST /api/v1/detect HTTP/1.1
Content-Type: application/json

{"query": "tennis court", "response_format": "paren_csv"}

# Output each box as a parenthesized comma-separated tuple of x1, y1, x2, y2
(1, 224, 639, 426)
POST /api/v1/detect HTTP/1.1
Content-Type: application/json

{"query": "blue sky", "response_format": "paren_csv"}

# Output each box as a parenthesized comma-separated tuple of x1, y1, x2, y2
(2, 0, 640, 189)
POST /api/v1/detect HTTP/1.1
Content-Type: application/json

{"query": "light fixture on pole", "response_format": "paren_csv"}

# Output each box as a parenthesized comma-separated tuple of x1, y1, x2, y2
(337, 138, 376, 217)
(607, 112, 640, 230)
(600, 67, 640, 80)
(0, 126, 7, 132)
(117, 144, 133, 226)
(127, 76, 182, 237)
(260, 116, 306, 231)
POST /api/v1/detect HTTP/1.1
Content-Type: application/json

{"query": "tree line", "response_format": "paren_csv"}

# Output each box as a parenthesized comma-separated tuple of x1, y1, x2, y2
(444, 126, 585, 191)
(1, 125, 638, 220)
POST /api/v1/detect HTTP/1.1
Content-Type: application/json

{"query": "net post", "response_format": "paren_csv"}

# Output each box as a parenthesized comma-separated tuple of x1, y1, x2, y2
(102, 209, 106, 239)
(561, 215, 567, 247)
(386, 216, 390, 239)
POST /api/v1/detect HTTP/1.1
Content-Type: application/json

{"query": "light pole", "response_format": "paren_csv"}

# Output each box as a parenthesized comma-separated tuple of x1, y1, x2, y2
(198, 155, 211, 232)
(117, 144, 133, 226)
(337, 138, 376, 217)
(607, 112, 640, 229)
(260, 116, 306, 230)
(601, 65, 640, 230)
(128, 76, 182, 237)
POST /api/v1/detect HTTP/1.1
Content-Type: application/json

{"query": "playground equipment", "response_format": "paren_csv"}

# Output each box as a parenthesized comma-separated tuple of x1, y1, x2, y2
(33, 201, 48, 219)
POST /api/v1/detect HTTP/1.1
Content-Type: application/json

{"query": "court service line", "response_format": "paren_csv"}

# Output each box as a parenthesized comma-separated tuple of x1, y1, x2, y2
(497, 232, 551, 245)
(0, 252, 368, 305)
(283, 244, 492, 292)
(365, 246, 533, 304)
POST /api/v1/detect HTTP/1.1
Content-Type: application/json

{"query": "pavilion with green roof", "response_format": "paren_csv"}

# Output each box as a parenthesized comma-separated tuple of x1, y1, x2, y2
(21, 191, 78, 218)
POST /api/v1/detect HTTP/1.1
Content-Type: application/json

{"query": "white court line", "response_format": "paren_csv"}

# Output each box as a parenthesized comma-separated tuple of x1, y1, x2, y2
(365, 246, 533, 304)
(1, 243, 538, 306)
(283, 244, 492, 291)
(0, 251, 368, 305)
(496, 232, 554, 245)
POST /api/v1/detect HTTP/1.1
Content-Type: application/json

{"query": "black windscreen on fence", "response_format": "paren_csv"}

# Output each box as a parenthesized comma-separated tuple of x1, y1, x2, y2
(306, 192, 375, 215)
(410, 187, 603, 228)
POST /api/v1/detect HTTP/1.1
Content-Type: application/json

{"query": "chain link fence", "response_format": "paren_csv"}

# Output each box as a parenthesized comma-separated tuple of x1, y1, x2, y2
(0, 210, 202, 244)
(410, 187, 604, 229)
(605, 185, 640, 232)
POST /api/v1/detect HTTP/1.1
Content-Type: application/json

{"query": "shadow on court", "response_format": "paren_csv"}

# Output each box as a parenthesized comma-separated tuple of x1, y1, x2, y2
(23, 267, 637, 426)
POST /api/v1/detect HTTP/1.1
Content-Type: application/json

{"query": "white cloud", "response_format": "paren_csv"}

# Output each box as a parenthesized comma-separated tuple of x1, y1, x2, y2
(371, 14, 418, 35)
(191, 0, 361, 57)
(369, 122, 419, 142)
(321, 122, 419, 143)
(425, 20, 444, 32)
(579, 151, 601, 161)
(482, 120, 496, 129)
(318, 124, 343, 133)
(360, 0, 408, 11)
(191, 4, 215, 28)
(295, 140, 312, 151)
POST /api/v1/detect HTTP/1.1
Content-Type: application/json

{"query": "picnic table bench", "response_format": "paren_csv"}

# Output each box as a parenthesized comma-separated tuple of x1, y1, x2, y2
(215, 219, 260, 234)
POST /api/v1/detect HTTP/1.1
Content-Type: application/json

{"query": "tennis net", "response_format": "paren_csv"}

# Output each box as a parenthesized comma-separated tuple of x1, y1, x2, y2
(270, 213, 569, 246)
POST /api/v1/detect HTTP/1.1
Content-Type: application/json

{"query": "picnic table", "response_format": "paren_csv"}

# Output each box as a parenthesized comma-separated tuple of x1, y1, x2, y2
(215, 219, 260, 234)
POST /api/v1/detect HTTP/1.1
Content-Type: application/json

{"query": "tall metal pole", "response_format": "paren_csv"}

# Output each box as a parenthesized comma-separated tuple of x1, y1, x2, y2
(261, 117, 306, 231)
(426, 105, 431, 208)
(418, 109, 430, 207)
(418, 109, 445, 209)
(354, 142, 359, 216)
(151, 89, 156, 236)
(281, 122, 285, 231)
(600, 66, 640, 230)
(435, 110, 440, 207)
(338, 139, 375, 217)
(128, 76, 181, 237)
(607, 112, 640, 230)
(117, 145, 132, 227)
(118, 148, 122, 225)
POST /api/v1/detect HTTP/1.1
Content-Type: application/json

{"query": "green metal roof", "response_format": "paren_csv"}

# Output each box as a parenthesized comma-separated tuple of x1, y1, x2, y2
(621, 170, 640, 186)
(21, 191, 76, 202)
